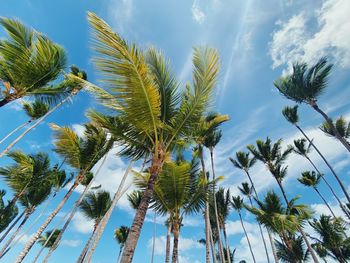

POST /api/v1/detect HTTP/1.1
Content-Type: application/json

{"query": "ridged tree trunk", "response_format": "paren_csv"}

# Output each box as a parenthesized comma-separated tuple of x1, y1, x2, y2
(171, 220, 179, 263)
(0, 210, 31, 258)
(209, 223, 217, 263)
(238, 212, 256, 263)
(76, 227, 97, 263)
(311, 103, 350, 152)
(222, 224, 231, 263)
(165, 224, 171, 263)
(14, 178, 80, 263)
(0, 210, 25, 243)
(209, 149, 225, 262)
(0, 120, 31, 144)
(85, 161, 133, 263)
(313, 187, 336, 217)
(295, 123, 350, 203)
(244, 170, 276, 262)
(0, 89, 79, 158)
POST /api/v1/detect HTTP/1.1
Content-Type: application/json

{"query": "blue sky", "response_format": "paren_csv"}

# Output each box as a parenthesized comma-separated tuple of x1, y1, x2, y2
(1, 0, 350, 262)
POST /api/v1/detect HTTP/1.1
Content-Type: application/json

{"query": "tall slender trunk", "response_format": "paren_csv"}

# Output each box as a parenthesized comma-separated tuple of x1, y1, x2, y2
(0, 97, 12, 108)
(239, 213, 256, 263)
(0, 211, 25, 243)
(171, 221, 179, 263)
(210, 149, 225, 262)
(0, 120, 31, 144)
(86, 161, 134, 263)
(0, 90, 78, 158)
(209, 223, 217, 263)
(199, 149, 211, 263)
(14, 179, 80, 263)
(151, 212, 156, 263)
(165, 224, 171, 263)
(311, 103, 350, 152)
(314, 187, 336, 217)
(245, 170, 276, 262)
(31, 244, 45, 263)
(248, 197, 270, 263)
(295, 124, 350, 203)
(222, 224, 231, 263)
(76, 227, 97, 263)
(0, 211, 31, 258)
(117, 246, 123, 263)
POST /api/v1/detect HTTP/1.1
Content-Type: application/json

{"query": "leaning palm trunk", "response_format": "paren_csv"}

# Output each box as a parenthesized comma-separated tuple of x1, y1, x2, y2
(117, 246, 123, 263)
(313, 187, 336, 217)
(209, 223, 217, 263)
(311, 103, 350, 152)
(14, 176, 81, 263)
(238, 212, 256, 263)
(0, 120, 31, 144)
(294, 123, 350, 203)
(76, 226, 98, 263)
(0, 210, 25, 243)
(171, 221, 180, 263)
(210, 149, 225, 262)
(244, 169, 275, 262)
(0, 211, 31, 258)
(223, 224, 231, 263)
(85, 161, 133, 263)
(0, 89, 79, 158)
(165, 224, 171, 263)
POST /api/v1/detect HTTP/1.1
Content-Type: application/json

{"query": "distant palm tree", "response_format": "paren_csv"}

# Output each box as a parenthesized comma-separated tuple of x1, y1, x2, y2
(231, 195, 256, 263)
(310, 215, 350, 262)
(0, 100, 49, 144)
(0, 190, 18, 233)
(115, 226, 129, 263)
(32, 229, 62, 263)
(320, 116, 350, 143)
(76, 191, 112, 263)
(0, 17, 66, 107)
(274, 58, 350, 152)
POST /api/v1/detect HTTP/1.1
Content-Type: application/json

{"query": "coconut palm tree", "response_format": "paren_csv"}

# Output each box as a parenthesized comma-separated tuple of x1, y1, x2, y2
(31, 229, 62, 262)
(282, 105, 350, 205)
(15, 123, 112, 263)
(274, 58, 350, 152)
(310, 215, 350, 262)
(298, 171, 336, 217)
(85, 12, 221, 263)
(0, 17, 67, 108)
(115, 226, 129, 263)
(76, 190, 112, 263)
(320, 116, 350, 143)
(0, 100, 49, 144)
(0, 190, 18, 233)
(231, 195, 256, 263)
(275, 236, 309, 263)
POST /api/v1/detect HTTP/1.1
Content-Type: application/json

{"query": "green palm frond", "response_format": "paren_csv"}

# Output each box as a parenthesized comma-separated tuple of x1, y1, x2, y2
(298, 171, 320, 188)
(238, 182, 253, 197)
(79, 190, 112, 223)
(231, 195, 244, 211)
(38, 229, 62, 248)
(115, 225, 129, 245)
(276, 235, 308, 263)
(282, 105, 299, 125)
(127, 190, 144, 210)
(320, 116, 350, 140)
(22, 100, 50, 119)
(229, 151, 256, 171)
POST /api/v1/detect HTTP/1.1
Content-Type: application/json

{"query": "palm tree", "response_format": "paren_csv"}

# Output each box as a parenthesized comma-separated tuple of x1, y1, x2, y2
(0, 17, 67, 107)
(0, 100, 49, 144)
(32, 229, 62, 263)
(238, 182, 271, 262)
(0, 66, 87, 159)
(231, 195, 256, 263)
(76, 190, 112, 263)
(282, 105, 350, 205)
(310, 215, 350, 262)
(85, 12, 221, 263)
(320, 116, 350, 143)
(15, 123, 112, 263)
(274, 58, 350, 152)
(0, 190, 18, 233)
(115, 226, 129, 263)
(275, 236, 309, 263)
(298, 171, 336, 217)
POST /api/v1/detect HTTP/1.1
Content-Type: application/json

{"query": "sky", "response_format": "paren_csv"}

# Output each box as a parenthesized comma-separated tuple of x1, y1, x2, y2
(0, 0, 350, 262)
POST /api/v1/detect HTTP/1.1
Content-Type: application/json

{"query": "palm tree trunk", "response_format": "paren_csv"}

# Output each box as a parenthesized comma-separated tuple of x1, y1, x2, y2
(0, 120, 31, 144)
(86, 161, 134, 263)
(209, 149, 225, 263)
(209, 223, 217, 263)
(76, 227, 97, 263)
(314, 188, 336, 217)
(267, 231, 279, 263)
(222, 224, 231, 263)
(0, 97, 13, 108)
(248, 197, 270, 263)
(295, 124, 350, 203)
(14, 179, 80, 263)
(165, 224, 171, 263)
(0, 90, 78, 158)
(171, 221, 179, 263)
(0, 211, 31, 258)
(311, 103, 350, 152)
(117, 246, 123, 263)
(31, 244, 45, 263)
(239, 213, 256, 263)
(0, 210, 25, 243)
(151, 212, 156, 263)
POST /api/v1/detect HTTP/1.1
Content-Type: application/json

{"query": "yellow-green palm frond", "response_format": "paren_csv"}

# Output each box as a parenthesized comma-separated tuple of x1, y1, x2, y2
(87, 12, 161, 141)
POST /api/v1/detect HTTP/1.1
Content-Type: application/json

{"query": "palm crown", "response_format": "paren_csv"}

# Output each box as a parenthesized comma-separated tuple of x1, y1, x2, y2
(298, 171, 321, 188)
(22, 100, 50, 120)
(320, 116, 350, 140)
(38, 229, 62, 248)
(114, 226, 129, 246)
(292, 138, 312, 157)
(282, 105, 299, 125)
(229, 151, 256, 171)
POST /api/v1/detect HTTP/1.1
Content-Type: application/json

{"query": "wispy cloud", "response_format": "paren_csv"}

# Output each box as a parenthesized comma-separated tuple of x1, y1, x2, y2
(191, 0, 206, 24)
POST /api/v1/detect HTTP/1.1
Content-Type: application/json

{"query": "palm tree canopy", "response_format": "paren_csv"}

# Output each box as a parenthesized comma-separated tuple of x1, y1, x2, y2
(79, 190, 112, 225)
(270, 164, 288, 182)
(0, 190, 18, 231)
(18, 179, 52, 211)
(298, 171, 321, 188)
(231, 195, 244, 212)
(22, 100, 50, 120)
(282, 105, 299, 125)
(292, 138, 312, 157)
(127, 190, 144, 210)
(229, 151, 256, 171)
(0, 17, 67, 103)
(276, 235, 309, 263)
(274, 57, 333, 104)
(114, 225, 129, 246)
(38, 229, 62, 248)
(215, 187, 231, 228)
(320, 116, 350, 140)
(238, 182, 253, 198)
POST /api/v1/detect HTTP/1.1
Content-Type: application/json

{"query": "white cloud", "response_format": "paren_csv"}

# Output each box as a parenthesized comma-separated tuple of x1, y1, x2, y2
(72, 124, 85, 138)
(108, 0, 133, 34)
(191, 0, 206, 24)
(61, 239, 82, 247)
(71, 211, 94, 234)
(270, 0, 350, 69)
